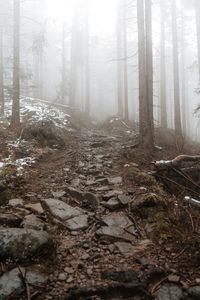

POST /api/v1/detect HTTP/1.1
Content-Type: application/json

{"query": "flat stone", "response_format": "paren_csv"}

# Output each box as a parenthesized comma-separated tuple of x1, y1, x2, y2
(21, 214, 45, 231)
(67, 187, 100, 210)
(41, 198, 85, 221)
(64, 267, 74, 274)
(108, 177, 122, 185)
(8, 198, 23, 207)
(0, 214, 22, 227)
(115, 239, 153, 257)
(103, 190, 123, 200)
(65, 215, 88, 231)
(102, 198, 121, 211)
(58, 273, 67, 281)
(24, 203, 44, 214)
(52, 191, 66, 199)
(188, 286, 200, 298)
(155, 284, 184, 300)
(0, 266, 48, 300)
(115, 242, 134, 257)
(96, 226, 134, 242)
(102, 214, 133, 228)
(168, 275, 180, 283)
(96, 186, 110, 192)
(0, 228, 53, 261)
(118, 195, 131, 206)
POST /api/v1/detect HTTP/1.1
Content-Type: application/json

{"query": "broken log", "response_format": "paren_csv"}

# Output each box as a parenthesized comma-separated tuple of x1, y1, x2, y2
(151, 155, 200, 171)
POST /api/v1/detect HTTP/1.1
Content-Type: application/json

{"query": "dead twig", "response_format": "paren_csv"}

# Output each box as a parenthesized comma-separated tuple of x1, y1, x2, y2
(173, 247, 187, 259)
(151, 275, 169, 295)
(18, 265, 31, 300)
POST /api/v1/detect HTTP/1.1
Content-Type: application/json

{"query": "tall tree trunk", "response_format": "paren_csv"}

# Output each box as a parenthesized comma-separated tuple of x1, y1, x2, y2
(123, 0, 129, 121)
(116, 0, 123, 117)
(137, 0, 147, 143)
(171, 0, 182, 137)
(84, 2, 90, 116)
(61, 20, 67, 104)
(0, 27, 4, 116)
(137, 0, 154, 148)
(69, 11, 77, 107)
(181, 13, 187, 136)
(145, 0, 154, 147)
(11, 0, 20, 127)
(160, 1, 167, 128)
(195, 0, 200, 83)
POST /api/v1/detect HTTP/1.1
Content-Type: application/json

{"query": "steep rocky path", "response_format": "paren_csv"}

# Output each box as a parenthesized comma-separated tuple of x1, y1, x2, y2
(0, 127, 198, 300)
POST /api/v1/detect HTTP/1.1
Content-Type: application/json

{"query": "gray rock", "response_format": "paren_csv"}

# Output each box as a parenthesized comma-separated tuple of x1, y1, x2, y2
(115, 242, 134, 256)
(65, 215, 88, 231)
(0, 228, 53, 261)
(0, 214, 22, 227)
(8, 198, 23, 207)
(21, 214, 45, 231)
(52, 191, 66, 199)
(108, 177, 122, 185)
(131, 193, 158, 210)
(188, 286, 200, 299)
(41, 198, 85, 221)
(96, 226, 134, 242)
(58, 273, 67, 281)
(155, 284, 183, 300)
(118, 195, 131, 206)
(0, 266, 48, 300)
(103, 190, 123, 200)
(102, 198, 121, 211)
(24, 202, 44, 214)
(67, 187, 100, 210)
(102, 214, 133, 228)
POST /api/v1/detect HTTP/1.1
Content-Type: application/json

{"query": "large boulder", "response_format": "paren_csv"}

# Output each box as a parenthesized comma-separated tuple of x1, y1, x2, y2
(0, 228, 53, 261)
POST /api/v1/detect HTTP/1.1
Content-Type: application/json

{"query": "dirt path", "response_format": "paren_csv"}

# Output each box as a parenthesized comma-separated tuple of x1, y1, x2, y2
(13, 128, 190, 299)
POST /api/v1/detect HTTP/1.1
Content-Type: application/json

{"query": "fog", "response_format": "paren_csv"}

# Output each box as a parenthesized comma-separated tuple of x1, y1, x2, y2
(1, 0, 200, 141)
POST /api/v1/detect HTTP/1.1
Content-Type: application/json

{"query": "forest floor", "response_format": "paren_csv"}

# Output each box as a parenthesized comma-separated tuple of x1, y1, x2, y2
(0, 100, 200, 300)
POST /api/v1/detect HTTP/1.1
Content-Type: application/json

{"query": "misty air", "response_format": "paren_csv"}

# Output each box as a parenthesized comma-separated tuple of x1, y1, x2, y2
(0, 0, 200, 299)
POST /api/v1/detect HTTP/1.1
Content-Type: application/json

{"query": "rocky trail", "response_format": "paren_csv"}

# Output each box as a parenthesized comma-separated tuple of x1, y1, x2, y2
(0, 125, 200, 300)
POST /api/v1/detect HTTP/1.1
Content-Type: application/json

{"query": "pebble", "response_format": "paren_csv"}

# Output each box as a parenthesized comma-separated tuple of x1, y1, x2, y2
(67, 276, 74, 283)
(58, 273, 67, 281)
(168, 274, 180, 283)
(64, 267, 74, 274)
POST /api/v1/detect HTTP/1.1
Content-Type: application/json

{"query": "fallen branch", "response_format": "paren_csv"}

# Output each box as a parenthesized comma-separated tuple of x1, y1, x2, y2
(151, 155, 200, 170)
(18, 265, 31, 300)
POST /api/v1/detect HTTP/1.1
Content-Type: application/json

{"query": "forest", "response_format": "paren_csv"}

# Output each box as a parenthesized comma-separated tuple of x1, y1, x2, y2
(0, 0, 200, 299)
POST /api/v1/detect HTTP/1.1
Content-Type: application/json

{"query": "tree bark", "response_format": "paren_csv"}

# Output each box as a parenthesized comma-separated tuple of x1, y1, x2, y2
(145, 0, 154, 147)
(11, 0, 20, 127)
(195, 0, 200, 83)
(116, 0, 123, 117)
(61, 20, 67, 104)
(0, 27, 4, 116)
(123, 0, 129, 121)
(171, 0, 182, 137)
(160, 1, 167, 129)
(84, 2, 90, 116)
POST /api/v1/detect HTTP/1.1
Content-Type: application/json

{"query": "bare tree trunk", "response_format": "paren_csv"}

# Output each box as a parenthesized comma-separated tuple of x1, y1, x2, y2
(0, 27, 4, 116)
(11, 0, 20, 127)
(145, 0, 154, 147)
(195, 0, 200, 83)
(123, 0, 129, 121)
(116, 0, 123, 117)
(160, 1, 167, 129)
(137, 0, 147, 144)
(84, 3, 90, 116)
(171, 0, 182, 137)
(181, 13, 187, 136)
(61, 20, 67, 104)
(69, 12, 77, 107)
